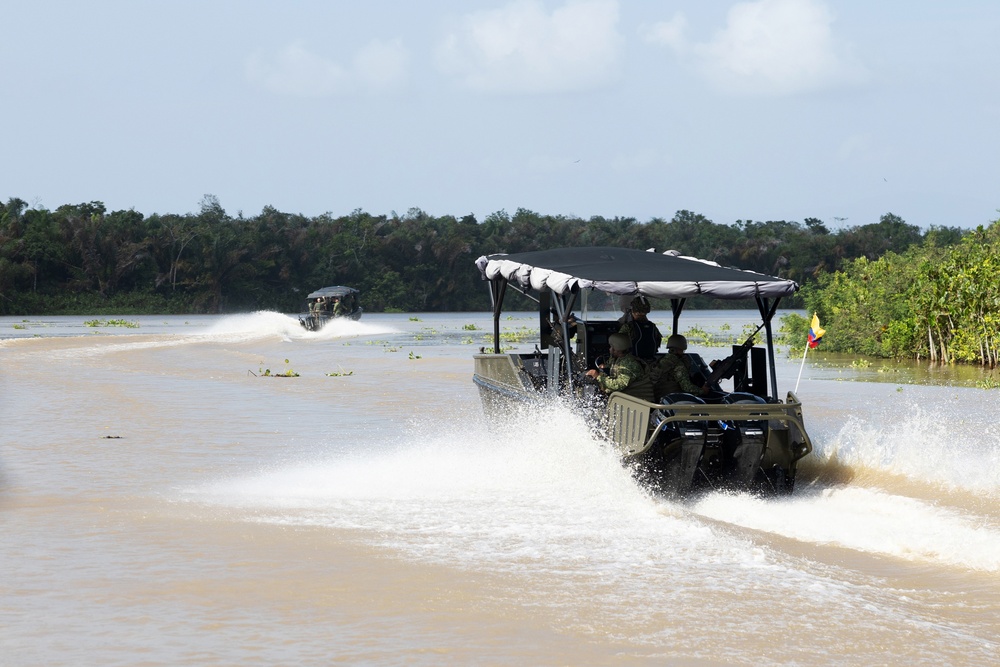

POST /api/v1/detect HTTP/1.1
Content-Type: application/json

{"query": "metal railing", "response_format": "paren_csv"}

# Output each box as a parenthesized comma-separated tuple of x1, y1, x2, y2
(607, 391, 813, 458)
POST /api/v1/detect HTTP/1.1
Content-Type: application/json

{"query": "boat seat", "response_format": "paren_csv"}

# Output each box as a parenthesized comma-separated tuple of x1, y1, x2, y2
(723, 392, 767, 419)
(723, 392, 766, 405)
(653, 393, 709, 430)
(661, 392, 705, 406)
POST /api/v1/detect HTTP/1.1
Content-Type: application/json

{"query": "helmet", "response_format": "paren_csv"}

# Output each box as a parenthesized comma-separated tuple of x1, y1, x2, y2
(629, 296, 651, 313)
(666, 334, 688, 351)
(608, 333, 631, 352)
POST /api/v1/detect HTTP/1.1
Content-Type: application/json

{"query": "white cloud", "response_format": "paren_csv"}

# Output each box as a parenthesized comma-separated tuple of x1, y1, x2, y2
(639, 13, 689, 51)
(645, 0, 867, 96)
(697, 0, 868, 95)
(436, 0, 623, 94)
(246, 39, 408, 97)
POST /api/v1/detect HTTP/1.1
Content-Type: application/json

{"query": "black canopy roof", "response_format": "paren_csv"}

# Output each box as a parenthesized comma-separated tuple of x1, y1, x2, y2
(306, 285, 359, 299)
(476, 247, 798, 299)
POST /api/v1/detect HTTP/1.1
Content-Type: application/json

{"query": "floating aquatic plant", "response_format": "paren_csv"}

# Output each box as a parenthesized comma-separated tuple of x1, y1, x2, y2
(84, 318, 140, 328)
(976, 376, 1000, 389)
(255, 358, 300, 377)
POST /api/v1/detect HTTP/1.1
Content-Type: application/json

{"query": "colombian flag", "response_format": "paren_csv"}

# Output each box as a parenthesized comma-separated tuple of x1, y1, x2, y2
(807, 313, 825, 348)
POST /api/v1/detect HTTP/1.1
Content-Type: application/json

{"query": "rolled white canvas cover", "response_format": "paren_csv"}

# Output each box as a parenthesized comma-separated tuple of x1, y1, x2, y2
(476, 247, 798, 299)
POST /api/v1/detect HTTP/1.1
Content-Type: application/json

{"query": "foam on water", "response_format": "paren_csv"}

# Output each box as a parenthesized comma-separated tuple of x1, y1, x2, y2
(21, 312, 400, 361)
(186, 390, 1000, 577)
(692, 486, 1000, 572)
(184, 399, 918, 642)
(189, 400, 776, 575)
(175, 375, 1000, 653)
(688, 395, 1000, 572)
(166, 387, 1000, 658)
(201, 311, 399, 341)
(816, 397, 1000, 494)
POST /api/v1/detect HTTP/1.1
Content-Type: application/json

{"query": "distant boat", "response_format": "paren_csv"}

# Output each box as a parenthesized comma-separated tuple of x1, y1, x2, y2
(298, 286, 362, 331)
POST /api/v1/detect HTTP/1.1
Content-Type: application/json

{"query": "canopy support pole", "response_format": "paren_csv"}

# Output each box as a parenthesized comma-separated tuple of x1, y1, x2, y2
(670, 298, 686, 335)
(756, 296, 782, 400)
(489, 279, 508, 354)
(549, 289, 579, 392)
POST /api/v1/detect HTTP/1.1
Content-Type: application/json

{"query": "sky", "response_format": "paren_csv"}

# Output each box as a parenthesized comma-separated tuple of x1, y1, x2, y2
(2, 0, 999, 230)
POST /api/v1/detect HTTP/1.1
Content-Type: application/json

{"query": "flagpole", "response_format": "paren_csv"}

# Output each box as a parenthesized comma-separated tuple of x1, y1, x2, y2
(796, 313, 824, 394)
(794, 342, 808, 393)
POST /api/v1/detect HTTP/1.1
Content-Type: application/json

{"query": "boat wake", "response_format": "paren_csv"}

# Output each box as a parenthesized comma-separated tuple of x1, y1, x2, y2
(29, 311, 401, 359)
(186, 400, 750, 573)
(185, 392, 1000, 577)
(191, 399, 961, 651)
(801, 397, 1000, 507)
(690, 483, 1000, 571)
(201, 311, 398, 342)
(689, 394, 1000, 572)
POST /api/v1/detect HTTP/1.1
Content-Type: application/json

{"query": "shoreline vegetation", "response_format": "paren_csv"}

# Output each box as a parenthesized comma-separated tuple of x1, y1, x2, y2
(804, 222, 1000, 366)
(2, 195, 997, 366)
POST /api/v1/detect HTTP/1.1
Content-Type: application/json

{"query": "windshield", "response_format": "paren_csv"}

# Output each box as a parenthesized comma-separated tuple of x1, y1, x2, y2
(579, 290, 627, 321)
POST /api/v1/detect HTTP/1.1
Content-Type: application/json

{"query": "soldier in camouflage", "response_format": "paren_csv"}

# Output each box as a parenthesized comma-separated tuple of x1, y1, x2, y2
(585, 333, 655, 402)
(619, 295, 662, 363)
(653, 334, 708, 399)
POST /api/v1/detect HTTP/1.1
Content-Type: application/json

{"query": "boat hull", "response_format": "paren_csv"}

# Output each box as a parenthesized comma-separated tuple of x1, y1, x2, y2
(298, 309, 363, 331)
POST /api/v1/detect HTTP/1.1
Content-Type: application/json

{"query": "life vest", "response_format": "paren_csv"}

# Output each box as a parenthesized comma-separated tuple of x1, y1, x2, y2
(625, 319, 661, 360)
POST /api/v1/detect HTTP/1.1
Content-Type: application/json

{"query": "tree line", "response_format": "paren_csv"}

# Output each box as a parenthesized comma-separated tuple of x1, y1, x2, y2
(1, 194, 967, 319)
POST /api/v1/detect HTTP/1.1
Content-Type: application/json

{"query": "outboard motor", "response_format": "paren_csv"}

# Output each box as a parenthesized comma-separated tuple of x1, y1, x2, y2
(722, 392, 768, 488)
(654, 393, 717, 495)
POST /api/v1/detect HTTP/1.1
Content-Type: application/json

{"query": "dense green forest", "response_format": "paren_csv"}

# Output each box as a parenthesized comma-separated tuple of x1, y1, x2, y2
(0, 195, 965, 317)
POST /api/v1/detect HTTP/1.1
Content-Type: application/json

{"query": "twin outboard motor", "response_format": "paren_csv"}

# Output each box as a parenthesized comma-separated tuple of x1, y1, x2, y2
(654, 392, 769, 494)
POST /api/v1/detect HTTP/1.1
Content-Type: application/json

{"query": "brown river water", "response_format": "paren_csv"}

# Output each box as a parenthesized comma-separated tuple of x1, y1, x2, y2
(1, 311, 998, 666)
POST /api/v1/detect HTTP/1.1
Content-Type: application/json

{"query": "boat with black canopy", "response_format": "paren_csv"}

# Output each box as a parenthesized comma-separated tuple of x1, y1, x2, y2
(473, 247, 813, 497)
(298, 285, 363, 331)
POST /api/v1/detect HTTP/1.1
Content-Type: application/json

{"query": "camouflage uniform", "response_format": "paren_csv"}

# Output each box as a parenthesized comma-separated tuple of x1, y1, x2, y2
(653, 352, 703, 399)
(596, 353, 655, 403)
